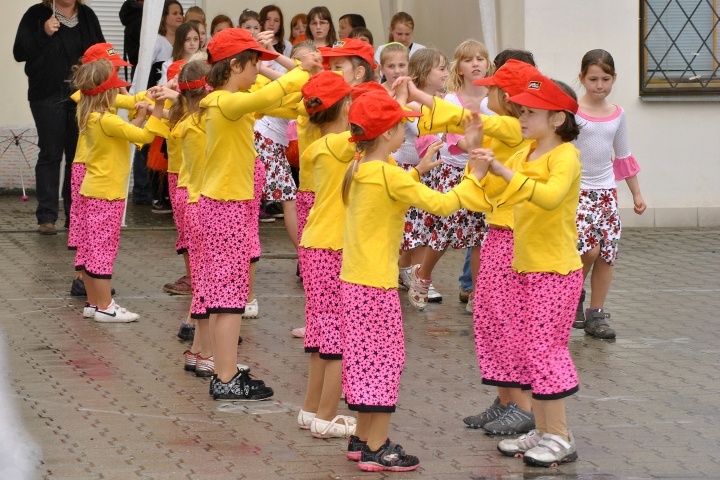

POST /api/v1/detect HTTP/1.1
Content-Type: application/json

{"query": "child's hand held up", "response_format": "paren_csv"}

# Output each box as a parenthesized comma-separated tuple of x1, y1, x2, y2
(415, 140, 443, 176)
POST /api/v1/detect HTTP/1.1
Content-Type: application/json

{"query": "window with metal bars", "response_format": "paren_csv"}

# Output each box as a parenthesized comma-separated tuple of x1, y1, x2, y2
(640, 0, 720, 96)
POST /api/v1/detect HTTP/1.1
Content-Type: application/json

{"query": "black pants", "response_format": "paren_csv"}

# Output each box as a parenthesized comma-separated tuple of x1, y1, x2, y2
(29, 96, 77, 226)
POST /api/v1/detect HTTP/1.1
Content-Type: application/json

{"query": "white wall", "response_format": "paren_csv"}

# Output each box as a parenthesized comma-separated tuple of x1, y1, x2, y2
(4, 1, 38, 126)
(521, 0, 720, 226)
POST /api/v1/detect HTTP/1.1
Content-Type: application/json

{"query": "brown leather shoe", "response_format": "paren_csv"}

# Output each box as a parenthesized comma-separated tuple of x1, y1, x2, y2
(38, 223, 57, 235)
(163, 275, 192, 295)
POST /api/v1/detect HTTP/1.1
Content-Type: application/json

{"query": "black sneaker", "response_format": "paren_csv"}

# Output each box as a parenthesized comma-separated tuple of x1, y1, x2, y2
(211, 369, 273, 401)
(71, 278, 86, 296)
(264, 202, 284, 218)
(358, 439, 419, 472)
(347, 435, 367, 461)
(151, 199, 172, 214)
(573, 288, 586, 328)
(71, 278, 114, 296)
(482, 403, 535, 435)
(177, 322, 195, 341)
(463, 396, 507, 429)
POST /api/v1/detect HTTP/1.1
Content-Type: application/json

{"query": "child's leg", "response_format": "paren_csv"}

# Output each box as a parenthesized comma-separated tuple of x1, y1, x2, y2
(354, 412, 372, 440)
(507, 387, 532, 412)
(541, 398, 568, 440)
(195, 318, 212, 357)
(497, 386, 511, 406)
(531, 397, 547, 433)
(84, 272, 97, 307)
(398, 250, 411, 269)
(410, 246, 427, 266)
(188, 313, 202, 353)
(470, 245, 480, 287)
(213, 313, 242, 382)
(302, 353, 325, 413)
(366, 412, 392, 451)
(281, 200, 298, 250)
(589, 257, 613, 309)
(182, 251, 191, 278)
(315, 359, 343, 420)
(580, 246, 600, 280)
(248, 262, 256, 303)
(95, 279, 112, 309)
(417, 247, 446, 280)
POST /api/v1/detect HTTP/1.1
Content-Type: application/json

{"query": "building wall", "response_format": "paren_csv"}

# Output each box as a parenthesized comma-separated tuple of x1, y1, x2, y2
(520, 0, 720, 226)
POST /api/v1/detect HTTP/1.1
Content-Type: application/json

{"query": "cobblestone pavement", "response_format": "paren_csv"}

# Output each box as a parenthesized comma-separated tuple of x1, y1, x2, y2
(0, 194, 719, 479)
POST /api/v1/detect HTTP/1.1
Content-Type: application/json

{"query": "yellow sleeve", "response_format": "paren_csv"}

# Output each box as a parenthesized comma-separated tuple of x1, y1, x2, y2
(99, 114, 167, 145)
(256, 92, 305, 119)
(384, 165, 461, 216)
(453, 174, 494, 213)
(496, 150, 580, 211)
(418, 97, 523, 145)
(71, 90, 81, 104)
(215, 68, 310, 120)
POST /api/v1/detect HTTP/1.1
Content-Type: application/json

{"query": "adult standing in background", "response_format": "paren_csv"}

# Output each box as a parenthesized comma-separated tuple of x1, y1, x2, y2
(13, 0, 104, 235)
(119, 0, 143, 80)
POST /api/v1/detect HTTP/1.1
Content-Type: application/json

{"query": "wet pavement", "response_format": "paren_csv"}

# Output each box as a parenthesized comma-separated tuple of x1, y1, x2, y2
(1, 192, 719, 479)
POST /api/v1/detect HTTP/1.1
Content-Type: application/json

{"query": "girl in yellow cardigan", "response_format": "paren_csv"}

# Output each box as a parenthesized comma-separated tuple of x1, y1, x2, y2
(72, 59, 167, 323)
(198, 28, 322, 401)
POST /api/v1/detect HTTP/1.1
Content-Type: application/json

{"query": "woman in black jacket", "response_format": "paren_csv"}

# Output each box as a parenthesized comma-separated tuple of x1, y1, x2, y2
(13, 0, 104, 235)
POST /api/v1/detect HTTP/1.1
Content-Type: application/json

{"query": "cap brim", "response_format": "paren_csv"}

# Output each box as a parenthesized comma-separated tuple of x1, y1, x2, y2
(508, 91, 563, 111)
(111, 58, 133, 67)
(111, 77, 131, 89)
(252, 47, 280, 61)
(472, 77, 497, 87)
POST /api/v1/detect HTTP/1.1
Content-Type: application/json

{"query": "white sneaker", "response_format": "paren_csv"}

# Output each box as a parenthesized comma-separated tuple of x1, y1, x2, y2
(466, 296, 474, 314)
(82, 302, 96, 318)
(297, 409, 315, 430)
(310, 415, 357, 438)
(242, 299, 259, 319)
(94, 300, 139, 323)
(428, 283, 443, 303)
(398, 267, 412, 290)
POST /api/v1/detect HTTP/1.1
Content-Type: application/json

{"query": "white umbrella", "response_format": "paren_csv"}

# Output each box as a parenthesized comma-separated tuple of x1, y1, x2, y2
(123, 0, 164, 226)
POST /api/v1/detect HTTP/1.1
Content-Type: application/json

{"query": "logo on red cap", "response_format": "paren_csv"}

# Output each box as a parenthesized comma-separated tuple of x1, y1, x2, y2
(528, 80, 542, 90)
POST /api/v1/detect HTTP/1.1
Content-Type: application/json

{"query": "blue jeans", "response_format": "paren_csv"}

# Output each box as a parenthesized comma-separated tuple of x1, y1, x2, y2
(458, 248, 473, 291)
(29, 96, 77, 226)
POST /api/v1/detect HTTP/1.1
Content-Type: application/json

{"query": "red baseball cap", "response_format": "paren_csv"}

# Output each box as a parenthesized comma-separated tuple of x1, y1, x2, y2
(508, 75, 579, 113)
(350, 81, 387, 100)
(83, 42, 132, 67)
(167, 59, 187, 82)
(81, 69, 131, 96)
(348, 91, 421, 142)
(320, 38, 377, 69)
(473, 59, 540, 96)
(301, 71, 352, 114)
(207, 28, 279, 63)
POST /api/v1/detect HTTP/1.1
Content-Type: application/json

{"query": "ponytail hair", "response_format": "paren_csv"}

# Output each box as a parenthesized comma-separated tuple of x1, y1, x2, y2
(342, 123, 380, 204)
(71, 59, 116, 132)
(169, 56, 210, 127)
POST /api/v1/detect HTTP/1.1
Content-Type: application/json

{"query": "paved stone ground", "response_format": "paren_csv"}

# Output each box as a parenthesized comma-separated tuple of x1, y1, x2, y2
(0, 193, 719, 479)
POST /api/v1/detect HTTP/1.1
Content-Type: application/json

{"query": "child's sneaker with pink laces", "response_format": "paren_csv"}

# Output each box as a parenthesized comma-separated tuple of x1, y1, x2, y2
(407, 264, 431, 310)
